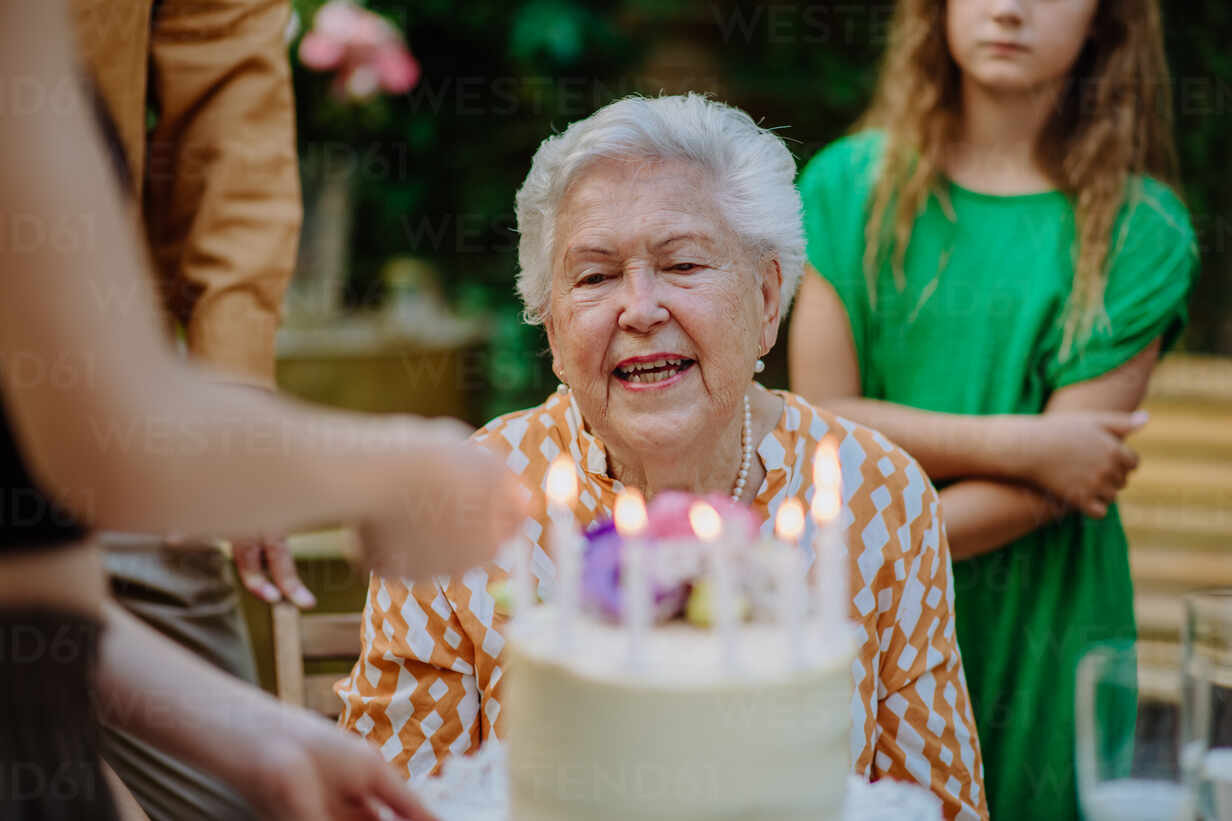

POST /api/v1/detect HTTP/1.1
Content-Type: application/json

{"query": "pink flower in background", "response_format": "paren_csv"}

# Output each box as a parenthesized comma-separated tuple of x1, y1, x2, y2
(299, 1, 420, 100)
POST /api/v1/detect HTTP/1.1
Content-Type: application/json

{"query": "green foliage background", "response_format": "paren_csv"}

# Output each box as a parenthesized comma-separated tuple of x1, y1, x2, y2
(290, 0, 1232, 419)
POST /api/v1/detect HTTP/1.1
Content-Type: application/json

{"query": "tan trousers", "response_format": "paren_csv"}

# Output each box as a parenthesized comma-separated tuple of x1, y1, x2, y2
(102, 545, 261, 821)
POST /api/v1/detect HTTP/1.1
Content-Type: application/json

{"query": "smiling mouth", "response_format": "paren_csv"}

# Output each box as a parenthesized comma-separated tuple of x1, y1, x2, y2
(613, 357, 696, 384)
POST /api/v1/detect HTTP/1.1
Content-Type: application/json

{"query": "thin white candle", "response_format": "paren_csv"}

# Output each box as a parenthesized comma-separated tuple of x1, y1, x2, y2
(690, 501, 738, 674)
(774, 499, 807, 669)
(545, 456, 580, 654)
(810, 439, 847, 636)
(510, 535, 534, 623)
(614, 488, 650, 671)
(817, 522, 845, 628)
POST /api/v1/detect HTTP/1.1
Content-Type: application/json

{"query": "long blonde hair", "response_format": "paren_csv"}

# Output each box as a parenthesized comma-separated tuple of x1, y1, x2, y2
(859, 0, 1179, 359)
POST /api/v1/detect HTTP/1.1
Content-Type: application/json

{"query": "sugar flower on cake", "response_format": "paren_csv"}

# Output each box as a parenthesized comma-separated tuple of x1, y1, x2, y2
(580, 491, 766, 624)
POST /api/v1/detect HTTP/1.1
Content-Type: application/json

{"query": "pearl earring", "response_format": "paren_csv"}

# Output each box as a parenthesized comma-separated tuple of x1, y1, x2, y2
(753, 359, 766, 374)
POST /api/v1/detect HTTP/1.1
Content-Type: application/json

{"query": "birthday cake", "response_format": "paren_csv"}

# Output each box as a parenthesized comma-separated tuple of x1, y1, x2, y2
(500, 488, 856, 821)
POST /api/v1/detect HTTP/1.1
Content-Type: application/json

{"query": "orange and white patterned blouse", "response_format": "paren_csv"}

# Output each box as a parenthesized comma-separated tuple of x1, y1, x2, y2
(337, 387, 988, 821)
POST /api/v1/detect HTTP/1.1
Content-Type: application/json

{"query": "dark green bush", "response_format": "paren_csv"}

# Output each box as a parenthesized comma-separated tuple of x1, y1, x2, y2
(292, 1, 1231, 417)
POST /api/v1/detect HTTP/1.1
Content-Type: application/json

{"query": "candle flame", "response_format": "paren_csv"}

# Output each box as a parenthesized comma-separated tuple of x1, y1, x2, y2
(775, 498, 806, 542)
(811, 439, 842, 523)
(545, 456, 578, 507)
(688, 501, 722, 543)
(613, 488, 648, 536)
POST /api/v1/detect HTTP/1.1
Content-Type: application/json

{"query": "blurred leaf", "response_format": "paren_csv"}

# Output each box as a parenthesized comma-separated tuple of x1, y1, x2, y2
(510, 1, 589, 64)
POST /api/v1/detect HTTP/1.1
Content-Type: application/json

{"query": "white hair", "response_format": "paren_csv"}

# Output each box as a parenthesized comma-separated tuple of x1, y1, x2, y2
(514, 93, 805, 326)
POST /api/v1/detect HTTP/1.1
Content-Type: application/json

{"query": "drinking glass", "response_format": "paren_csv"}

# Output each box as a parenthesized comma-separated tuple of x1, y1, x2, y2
(1185, 590, 1232, 820)
(1076, 641, 1195, 821)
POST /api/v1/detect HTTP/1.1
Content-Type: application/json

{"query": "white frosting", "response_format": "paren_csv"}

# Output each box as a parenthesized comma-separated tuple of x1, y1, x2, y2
(505, 604, 855, 820)
(509, 604, 854, 687)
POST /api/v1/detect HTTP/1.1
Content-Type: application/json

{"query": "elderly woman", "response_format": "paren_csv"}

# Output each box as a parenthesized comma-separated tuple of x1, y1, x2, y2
(337, 94, 988, 821)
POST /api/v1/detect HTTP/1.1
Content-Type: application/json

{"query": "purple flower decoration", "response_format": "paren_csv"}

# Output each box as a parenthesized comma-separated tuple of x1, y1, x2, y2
(579, 491, 761, 623)
(581, 520, 691, 623)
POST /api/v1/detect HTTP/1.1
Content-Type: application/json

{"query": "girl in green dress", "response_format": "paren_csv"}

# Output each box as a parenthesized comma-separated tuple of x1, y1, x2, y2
(788, 1, 1198, 819)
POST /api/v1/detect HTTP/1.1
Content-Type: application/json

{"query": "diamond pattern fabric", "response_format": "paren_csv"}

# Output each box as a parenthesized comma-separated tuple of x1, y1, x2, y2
(336, 388, 988, 820)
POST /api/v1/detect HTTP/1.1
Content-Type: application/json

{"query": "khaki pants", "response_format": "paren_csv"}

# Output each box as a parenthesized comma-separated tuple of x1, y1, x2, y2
(102, 545, 260, 821)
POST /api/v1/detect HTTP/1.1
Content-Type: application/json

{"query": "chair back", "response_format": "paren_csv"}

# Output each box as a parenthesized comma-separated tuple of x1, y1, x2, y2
(271, 602, 363, 719)
(1123, 355, 1232, 702)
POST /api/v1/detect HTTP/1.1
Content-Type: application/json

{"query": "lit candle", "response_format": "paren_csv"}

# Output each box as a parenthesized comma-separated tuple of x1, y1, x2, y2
(614, 488, 650, 670)
(774, 498, 807, 669)
(690, 500, 738, 674)
(810, 439, 847, 636)
(545, 456, 580, 654)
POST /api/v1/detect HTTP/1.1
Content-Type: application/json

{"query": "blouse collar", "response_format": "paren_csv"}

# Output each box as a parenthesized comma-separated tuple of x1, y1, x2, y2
(558, 385, 795, 491)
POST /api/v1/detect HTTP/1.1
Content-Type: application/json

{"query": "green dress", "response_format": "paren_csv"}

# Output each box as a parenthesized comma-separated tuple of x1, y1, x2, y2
(798, 132, 1199, 821)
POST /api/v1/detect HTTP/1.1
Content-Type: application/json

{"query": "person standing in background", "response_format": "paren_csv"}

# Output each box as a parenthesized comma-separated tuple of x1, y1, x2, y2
(71, 1, 312, 818)
(788, 1, 1198, 818)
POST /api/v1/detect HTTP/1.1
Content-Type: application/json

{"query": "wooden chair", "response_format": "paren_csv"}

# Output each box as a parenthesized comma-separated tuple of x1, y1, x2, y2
(1121, 354, 1232, 701)
(270, 602, 364, 719)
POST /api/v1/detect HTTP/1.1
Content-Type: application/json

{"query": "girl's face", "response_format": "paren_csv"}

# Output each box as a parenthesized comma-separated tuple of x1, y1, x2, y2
(947, 0, 1099, 93)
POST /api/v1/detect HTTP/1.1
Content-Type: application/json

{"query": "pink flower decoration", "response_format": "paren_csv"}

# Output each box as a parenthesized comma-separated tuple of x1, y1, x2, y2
(645, 490, 760, 542)
(298, 1, 420, 100)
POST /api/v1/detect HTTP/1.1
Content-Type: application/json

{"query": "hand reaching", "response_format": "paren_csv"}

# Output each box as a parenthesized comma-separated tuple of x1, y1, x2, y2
(238, 709, 438, 821)
(358, 416, 528, 580)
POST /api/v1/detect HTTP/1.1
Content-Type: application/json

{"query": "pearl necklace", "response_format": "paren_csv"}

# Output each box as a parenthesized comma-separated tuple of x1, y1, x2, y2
(731, 393, 753, 502)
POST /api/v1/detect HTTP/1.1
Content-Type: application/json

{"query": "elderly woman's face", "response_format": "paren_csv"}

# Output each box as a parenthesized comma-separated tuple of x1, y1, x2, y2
(545, 157, 781, 460)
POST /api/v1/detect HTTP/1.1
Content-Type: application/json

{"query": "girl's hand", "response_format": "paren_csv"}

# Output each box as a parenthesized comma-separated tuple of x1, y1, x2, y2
(1024, 411, 1148, 518)
(240, 709, 438, 821)
(359, 416, 528, 580)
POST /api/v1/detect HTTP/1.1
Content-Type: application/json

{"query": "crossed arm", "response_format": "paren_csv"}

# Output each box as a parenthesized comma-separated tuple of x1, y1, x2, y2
(788, 270, 1159, 559)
